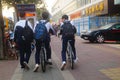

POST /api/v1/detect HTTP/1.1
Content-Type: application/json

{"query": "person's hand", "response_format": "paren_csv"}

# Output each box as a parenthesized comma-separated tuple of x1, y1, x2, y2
(58, 33, 61, 38)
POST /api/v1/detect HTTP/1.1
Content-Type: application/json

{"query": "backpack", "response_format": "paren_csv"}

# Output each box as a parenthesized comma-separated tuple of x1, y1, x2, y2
(62, 21, 76, 38)
(14, 21, 33, 43)
(34, 21, 48, 40)
(22, 21, 33, 43)
(14, 26, 24, 44)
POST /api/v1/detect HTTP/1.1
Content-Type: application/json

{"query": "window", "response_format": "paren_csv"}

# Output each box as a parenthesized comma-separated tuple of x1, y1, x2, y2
(77, 0, 91, 8)
(63, 0, 73, 6)
(91, 0, 97, 2)
(114, 24, 120, 29)
(85, 0, 91, 4)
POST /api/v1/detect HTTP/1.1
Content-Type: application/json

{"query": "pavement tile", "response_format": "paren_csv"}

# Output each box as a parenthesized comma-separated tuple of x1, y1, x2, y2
(0, 60, 18, 80)
(100, 68, 120, 80)
(1, 36, 120, 80)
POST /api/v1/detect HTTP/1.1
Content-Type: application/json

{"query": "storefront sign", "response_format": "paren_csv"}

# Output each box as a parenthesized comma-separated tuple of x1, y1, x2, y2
(25, 13, 36, 17)
(16, 4, 35, 12)
(85, 2, 104, 16)
(70, 11, 81, 20)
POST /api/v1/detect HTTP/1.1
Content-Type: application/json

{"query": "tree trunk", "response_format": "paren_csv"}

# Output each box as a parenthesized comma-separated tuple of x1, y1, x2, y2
(0, 0, 4, 59)
(13, 3, 19, 21)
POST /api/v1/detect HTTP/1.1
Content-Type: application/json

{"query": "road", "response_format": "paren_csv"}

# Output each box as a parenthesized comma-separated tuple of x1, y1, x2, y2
(3, 36, 120, 80)
(51, 36, 120, 80)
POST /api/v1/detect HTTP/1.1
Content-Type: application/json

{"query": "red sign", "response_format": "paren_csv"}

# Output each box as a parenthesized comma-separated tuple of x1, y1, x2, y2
(70, 11, 81, 20)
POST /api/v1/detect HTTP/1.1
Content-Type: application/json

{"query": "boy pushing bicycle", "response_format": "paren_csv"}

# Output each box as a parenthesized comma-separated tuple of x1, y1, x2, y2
(59, 15, 77, 70)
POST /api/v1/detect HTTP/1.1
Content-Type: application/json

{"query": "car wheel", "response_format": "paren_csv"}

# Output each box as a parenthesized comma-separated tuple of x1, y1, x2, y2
(96, 34, 104, 43)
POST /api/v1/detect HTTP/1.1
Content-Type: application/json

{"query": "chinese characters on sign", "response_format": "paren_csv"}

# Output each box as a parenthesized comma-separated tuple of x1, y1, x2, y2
(85, 2, 104, 16)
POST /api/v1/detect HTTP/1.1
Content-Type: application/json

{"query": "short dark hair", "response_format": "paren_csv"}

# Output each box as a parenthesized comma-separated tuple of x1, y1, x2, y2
(42, 12, 49, 20)
(19, 12, 25, 18)
(62, 15, 68, 20)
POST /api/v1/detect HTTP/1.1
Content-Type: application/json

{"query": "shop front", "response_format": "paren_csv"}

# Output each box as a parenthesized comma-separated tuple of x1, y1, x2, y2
(71, 0, 120, 35)
(69, 11, 81, 35)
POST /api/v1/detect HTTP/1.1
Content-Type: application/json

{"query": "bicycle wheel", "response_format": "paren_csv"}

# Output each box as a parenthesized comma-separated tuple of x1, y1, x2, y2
(69, 45, 74, 70)
(67, 47, 70, 61)
(40, 48, 46, 72)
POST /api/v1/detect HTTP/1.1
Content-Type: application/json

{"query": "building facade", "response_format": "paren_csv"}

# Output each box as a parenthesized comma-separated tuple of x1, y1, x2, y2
(52, 0, 76, 22)
(52, 0, 120, 35)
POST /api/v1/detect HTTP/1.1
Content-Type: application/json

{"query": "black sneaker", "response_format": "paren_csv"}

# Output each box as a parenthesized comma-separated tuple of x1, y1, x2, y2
(46, 61, 52, 65)
(21, 66, 25, 69)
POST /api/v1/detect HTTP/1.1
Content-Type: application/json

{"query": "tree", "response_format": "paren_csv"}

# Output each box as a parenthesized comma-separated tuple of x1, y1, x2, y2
(2, 0, 43, 21)
(1, 0, 43, 20)
(2, 0, 48, 20)
(36, 7, 47, 20)
(0, 0, 47, 59)
(0, 0, 4, 59)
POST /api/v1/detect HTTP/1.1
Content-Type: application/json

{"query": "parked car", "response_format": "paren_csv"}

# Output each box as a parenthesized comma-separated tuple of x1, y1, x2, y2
(80, 23, 120, 43)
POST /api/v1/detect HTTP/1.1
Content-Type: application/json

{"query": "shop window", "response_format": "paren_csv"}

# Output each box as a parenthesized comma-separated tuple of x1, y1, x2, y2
(85, 0, 91, 4)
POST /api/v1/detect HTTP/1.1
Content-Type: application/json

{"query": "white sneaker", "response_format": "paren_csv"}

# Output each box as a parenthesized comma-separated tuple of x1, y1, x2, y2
(23, 62, 30, 70)
(48, 59, 52, 62)
(74, 58, 78, 63)
(60, 61, 66, 71)
(33, 64, 39, 72)
(47, 59, 52, 65)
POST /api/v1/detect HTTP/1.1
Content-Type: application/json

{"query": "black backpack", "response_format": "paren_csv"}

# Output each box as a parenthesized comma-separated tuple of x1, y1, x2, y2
(23, 21, 33, 43)
(62, 21, 76, 37)
(14, 21, 33, 43)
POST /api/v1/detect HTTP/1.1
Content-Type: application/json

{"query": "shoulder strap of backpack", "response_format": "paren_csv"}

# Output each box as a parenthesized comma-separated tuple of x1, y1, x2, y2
(25, 20, 28, 28)
(44, 21, 48, 24)
(39, 20, 48, 24)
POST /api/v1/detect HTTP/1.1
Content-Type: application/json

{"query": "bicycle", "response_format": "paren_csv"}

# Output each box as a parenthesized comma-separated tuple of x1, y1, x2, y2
(58, 35, 75, 70)
(67, 40, 74, 69)
(6, 39, 19, 60)
(40, 41, 47, 72)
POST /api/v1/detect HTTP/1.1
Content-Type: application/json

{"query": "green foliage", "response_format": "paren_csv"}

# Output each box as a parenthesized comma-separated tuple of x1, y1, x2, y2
(1, 0, 48, 19)
(2, 0, 42, 7)
(36, 8, 48, 20)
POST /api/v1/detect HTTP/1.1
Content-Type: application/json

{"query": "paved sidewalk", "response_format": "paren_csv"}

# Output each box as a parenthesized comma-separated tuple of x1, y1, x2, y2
(0, 60, 18, 80)
(1, 36, 120, 80)
(10, 49, 76, 80)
